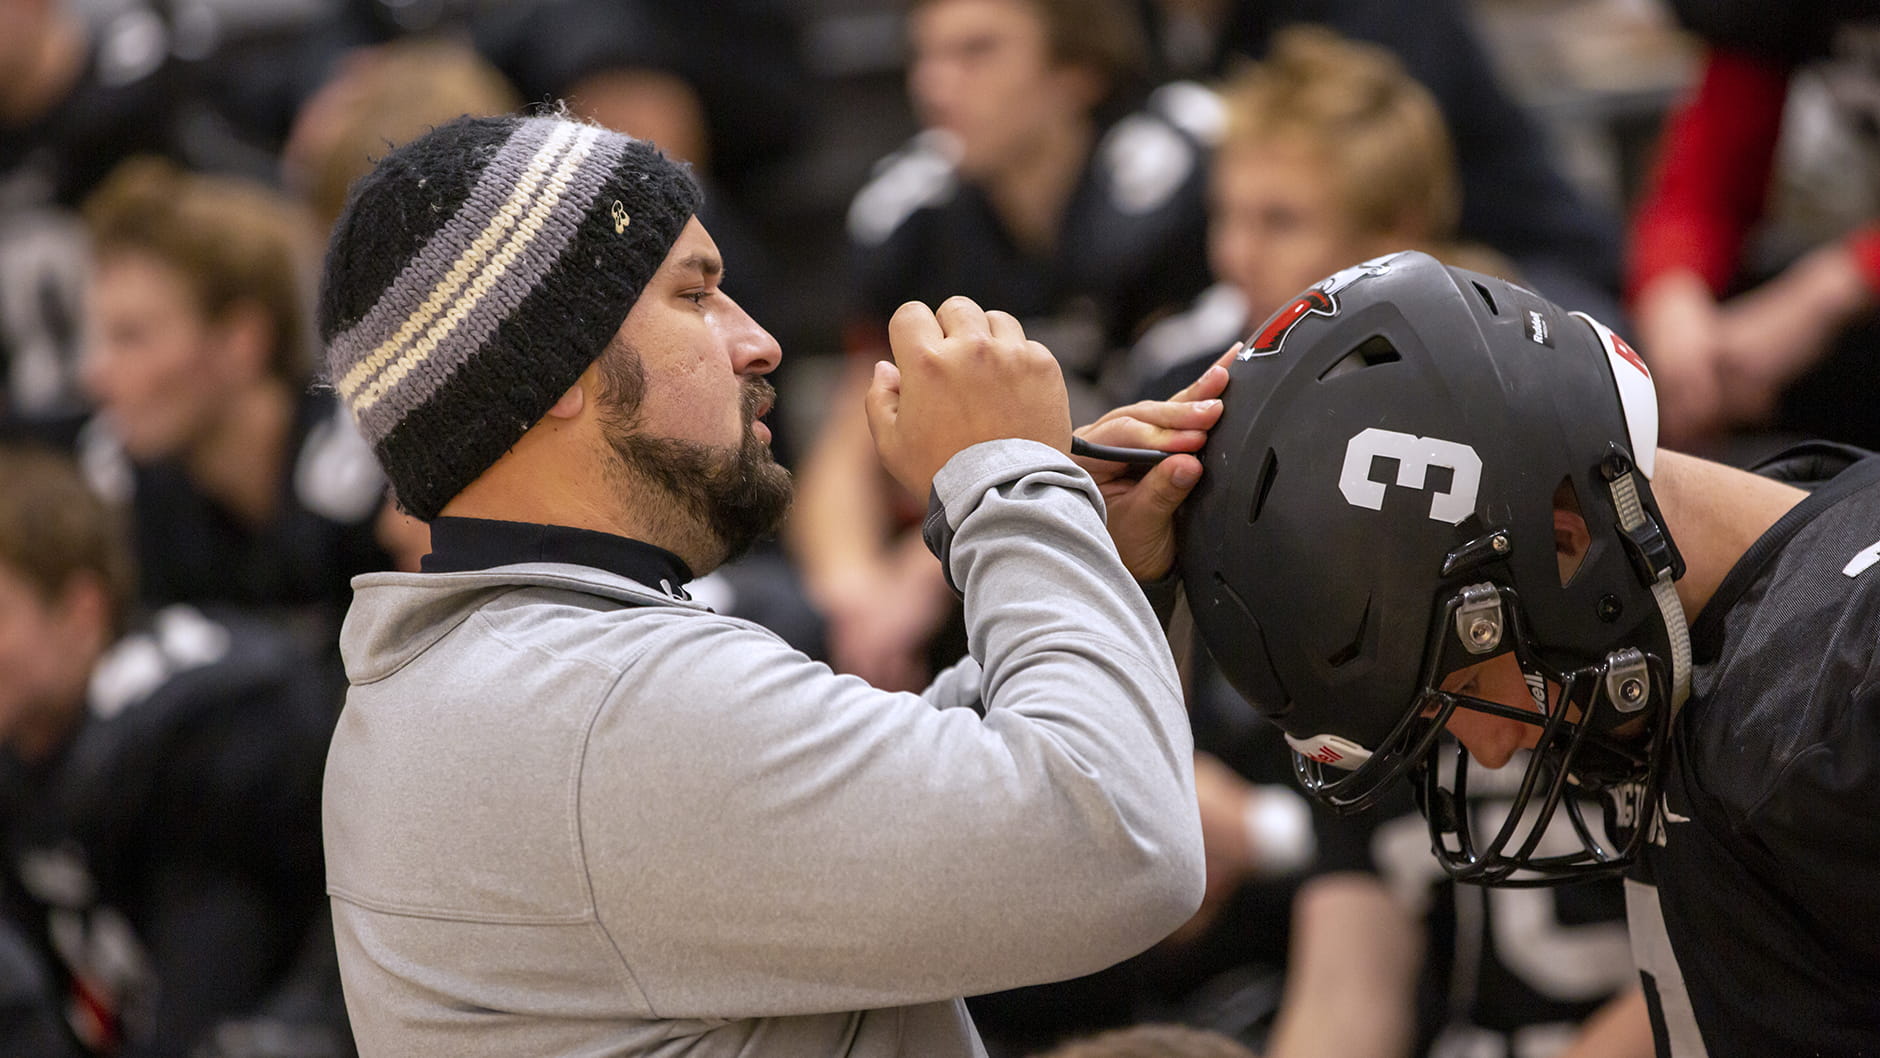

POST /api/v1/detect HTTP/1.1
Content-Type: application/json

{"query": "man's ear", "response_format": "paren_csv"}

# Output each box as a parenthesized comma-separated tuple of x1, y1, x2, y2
(1554, 509, 1592, 585)
(546, 359, 611, 421)
(545, 379, 587, 420)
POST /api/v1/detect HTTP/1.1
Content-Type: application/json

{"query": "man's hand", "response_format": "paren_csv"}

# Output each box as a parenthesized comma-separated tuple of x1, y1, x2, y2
(1073, 347, 1235, 580)
(867, 297, 1071, 498)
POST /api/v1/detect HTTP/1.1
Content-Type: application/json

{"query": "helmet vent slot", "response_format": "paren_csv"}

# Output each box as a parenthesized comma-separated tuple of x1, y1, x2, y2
(1327, 595, 1372, 669)
(1249, 448, 1279, 524)
(1317, 335, 1401, 381)
(1472, 281, 1500, 315)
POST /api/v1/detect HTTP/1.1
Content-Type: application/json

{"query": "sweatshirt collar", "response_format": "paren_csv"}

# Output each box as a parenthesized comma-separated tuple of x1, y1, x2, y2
(422, 517, 694, 597)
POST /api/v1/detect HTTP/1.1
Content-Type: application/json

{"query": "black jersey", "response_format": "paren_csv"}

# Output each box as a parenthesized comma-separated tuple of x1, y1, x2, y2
(0, 606, 338, 1057)
(80, 392, 390, 655)
(847, 85, 1214, 414)
(1625, 448, 1880, 1058)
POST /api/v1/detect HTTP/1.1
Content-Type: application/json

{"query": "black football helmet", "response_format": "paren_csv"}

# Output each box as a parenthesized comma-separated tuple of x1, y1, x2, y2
(1179, 251, 1691, 885)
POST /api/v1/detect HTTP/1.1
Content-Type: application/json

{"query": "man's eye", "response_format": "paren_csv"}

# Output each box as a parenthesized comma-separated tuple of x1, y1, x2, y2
(683, 291, 714, 305)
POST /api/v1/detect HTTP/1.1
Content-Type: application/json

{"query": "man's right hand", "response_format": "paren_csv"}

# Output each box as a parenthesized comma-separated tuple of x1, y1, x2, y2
(866, 297, 1072, 498)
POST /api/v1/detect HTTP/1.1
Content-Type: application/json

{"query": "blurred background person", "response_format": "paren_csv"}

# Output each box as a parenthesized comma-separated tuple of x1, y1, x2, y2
(789, 0, 1214, 692)
(0, 442, 342, 1058)
(280, 36, 523, 241)
(1130, 0, 1625, 318)
(1626, 0, 1880, 450)
(0, 0, 191, 444)
(1128, 25, 1510, 398)
(76, 158, 389, 661)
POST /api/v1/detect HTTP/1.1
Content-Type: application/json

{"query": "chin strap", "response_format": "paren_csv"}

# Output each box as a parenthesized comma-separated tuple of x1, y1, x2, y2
(1608, 469, 1692, 713)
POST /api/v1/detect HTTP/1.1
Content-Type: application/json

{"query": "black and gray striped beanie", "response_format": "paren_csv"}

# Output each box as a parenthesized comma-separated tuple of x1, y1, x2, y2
(318, 113, 701, 520)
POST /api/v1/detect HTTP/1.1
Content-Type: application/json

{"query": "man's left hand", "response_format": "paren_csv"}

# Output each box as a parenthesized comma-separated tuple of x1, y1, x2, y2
(1074, 346, 1235, 581)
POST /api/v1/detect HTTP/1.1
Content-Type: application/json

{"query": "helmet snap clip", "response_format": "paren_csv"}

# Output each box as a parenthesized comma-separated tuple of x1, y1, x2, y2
(1604, 647, 1650, 713)
(1456, 583, 1504, 655)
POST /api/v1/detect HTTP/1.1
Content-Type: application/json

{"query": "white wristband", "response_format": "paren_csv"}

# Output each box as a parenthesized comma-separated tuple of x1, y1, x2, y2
(1243, 784, 1316, 877)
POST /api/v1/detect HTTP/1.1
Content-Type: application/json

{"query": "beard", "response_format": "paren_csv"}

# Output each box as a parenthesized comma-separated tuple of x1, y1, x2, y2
(600, 372, 794, 572)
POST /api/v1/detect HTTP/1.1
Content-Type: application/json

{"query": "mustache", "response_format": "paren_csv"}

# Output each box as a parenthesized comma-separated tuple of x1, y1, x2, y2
(742, 378, 775, 427)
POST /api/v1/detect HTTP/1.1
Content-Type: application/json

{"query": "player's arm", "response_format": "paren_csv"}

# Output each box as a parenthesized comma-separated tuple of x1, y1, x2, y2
(1264, 873, 1422, 1058)
(1553, 985, 1654, 1058)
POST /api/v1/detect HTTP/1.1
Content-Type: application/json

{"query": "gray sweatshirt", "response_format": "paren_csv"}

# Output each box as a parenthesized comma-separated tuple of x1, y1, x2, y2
(322, 440, 1204, 1056)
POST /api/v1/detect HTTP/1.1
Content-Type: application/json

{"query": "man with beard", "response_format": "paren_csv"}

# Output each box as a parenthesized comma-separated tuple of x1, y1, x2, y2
(316, 113, 1215, 1056)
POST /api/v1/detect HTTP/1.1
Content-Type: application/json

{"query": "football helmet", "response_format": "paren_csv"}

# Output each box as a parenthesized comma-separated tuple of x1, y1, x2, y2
(1179, 251, 1691, 885)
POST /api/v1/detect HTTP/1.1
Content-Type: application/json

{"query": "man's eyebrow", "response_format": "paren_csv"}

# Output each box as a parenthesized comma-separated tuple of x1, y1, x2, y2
(666, 253, 724, 280)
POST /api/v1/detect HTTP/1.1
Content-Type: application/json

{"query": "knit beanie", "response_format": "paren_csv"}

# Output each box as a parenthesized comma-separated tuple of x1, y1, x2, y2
(318, 113, 702, 520)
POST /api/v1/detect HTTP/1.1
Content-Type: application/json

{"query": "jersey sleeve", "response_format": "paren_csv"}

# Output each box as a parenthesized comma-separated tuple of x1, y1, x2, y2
(1625, 47, 1792, 299)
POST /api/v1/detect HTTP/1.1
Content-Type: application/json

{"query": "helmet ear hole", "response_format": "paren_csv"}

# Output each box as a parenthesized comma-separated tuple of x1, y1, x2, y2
(1553, 476, 1589, 587)
(1317, 335, 1401, 381)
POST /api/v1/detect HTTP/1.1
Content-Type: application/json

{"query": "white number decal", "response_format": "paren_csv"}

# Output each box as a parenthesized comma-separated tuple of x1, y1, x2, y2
(1339, 427, 1483, 524)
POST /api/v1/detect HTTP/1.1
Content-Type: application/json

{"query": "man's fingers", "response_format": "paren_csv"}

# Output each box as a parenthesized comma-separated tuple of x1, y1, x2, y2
(1168, 354, 1236, 403)
(1078, 401, 1221, 445)
(888, 300, 944, 361)
(1139, 453, 1203, 508)
(864, 359, 902, 446)
(987, 309, 1026, 345)
(935, 295, 991, 340)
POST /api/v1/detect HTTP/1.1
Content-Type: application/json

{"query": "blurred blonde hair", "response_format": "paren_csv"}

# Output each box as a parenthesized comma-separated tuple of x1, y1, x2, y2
(298, 38, 521, 231)
(1220, 25, 1460, 243)
(84, 157, 313, 382)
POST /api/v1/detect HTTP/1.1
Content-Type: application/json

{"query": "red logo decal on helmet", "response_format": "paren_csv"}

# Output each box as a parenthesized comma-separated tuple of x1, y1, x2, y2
(1251, 290, 1336, 354)
(1609, 332, 1650, 378)
(1311, 746, 1344, 764)
(1243, 254, 1403, 357)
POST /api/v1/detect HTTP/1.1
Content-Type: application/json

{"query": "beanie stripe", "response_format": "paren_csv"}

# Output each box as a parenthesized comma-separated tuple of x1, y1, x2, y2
(329, 119, 563, 396)
(334, 123, 612, 434)
(344, 125, 617, 427)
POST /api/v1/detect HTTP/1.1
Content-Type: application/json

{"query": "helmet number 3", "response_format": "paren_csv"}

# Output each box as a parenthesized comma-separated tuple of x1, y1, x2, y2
(1340, 427, 1482, 525)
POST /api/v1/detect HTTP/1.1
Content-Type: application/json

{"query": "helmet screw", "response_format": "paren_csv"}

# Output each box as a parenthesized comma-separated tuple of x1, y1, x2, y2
(1491, 533, 1510, 554)
(1597, 594, 1621, 622)
(1619, 677, 1645, 704)
(1467, 617, 1498, 648)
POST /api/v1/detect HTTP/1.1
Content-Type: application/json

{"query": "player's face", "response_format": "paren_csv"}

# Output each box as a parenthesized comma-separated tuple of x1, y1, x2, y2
(908, 0, 1097, 180)
(1436, 653, 1550, 770)
(1210, 138, 1378, 327)
(1426, 511, 1590, 769)
(80, 251, 241, 462)
(0, 564, 92, 758)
